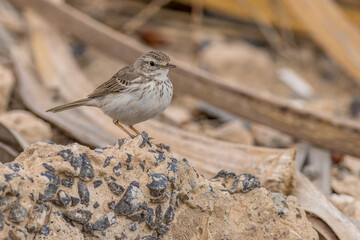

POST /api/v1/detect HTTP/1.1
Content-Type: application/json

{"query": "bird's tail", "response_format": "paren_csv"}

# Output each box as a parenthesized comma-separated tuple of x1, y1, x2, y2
(46, 98, 92, 113)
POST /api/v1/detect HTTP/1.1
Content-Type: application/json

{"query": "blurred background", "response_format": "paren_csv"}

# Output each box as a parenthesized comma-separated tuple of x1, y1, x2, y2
(2, 0, 360, 236)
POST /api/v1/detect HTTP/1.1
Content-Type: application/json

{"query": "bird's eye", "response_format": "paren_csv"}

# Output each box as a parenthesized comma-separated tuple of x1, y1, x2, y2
(150, 61, 155, 66)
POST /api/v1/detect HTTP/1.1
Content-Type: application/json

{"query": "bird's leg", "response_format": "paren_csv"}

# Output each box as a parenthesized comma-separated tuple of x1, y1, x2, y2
(129, 125, 141, 136)
(113, 121, 135, 138)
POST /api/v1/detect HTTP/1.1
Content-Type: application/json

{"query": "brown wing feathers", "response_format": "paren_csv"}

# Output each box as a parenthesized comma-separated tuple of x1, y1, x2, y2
(46, 66, 139, 112)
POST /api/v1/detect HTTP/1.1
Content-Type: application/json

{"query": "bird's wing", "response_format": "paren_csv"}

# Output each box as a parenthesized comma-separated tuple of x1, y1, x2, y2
(87, 66, 140, 98)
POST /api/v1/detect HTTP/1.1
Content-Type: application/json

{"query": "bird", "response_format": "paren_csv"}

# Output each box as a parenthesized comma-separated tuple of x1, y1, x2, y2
(46, 51, 176, 138)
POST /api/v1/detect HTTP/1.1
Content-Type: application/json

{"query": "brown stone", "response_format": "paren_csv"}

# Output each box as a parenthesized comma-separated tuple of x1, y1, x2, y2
(0, 135, 318, 239)
(0, 110, 52, 143)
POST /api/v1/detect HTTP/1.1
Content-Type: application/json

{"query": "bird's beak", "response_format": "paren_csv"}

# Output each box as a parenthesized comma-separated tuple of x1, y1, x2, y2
(161, 63, 176, 69)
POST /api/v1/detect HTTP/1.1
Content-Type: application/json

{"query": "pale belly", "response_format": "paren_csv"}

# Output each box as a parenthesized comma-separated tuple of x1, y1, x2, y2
(98, 81, 173, 126)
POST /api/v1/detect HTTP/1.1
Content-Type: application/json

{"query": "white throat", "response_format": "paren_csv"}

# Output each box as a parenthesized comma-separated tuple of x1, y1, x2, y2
(151, 69, 169, 81)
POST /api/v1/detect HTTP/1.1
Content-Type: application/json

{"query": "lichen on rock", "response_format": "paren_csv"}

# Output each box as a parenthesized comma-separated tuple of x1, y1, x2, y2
(0, 133, 318, 239)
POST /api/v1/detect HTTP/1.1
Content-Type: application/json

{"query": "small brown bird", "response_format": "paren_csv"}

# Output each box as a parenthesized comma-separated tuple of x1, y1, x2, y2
(46, 51, 176, 138)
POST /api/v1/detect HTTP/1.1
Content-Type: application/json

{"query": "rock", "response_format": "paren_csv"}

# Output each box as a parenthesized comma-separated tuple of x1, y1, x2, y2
(78, 180, 90, 206)
(0, 135, 318, 239)
(251, 124, 294, 148)
(8, 201, 27, 223)
(0, 110, 52, 143)
(64, 209, 92, 224)
(332, 173, 360, 198)
(329, 194, 360, 223)
(342, 155, 360, 176)
(205, 121, 254, 145)
(114, 181, 145, 216)
(0, 65, 15, 113)
(57, 190, 71, 207)
(229, 174, 261, 193)
(146, 173, 168, 197)
(254, 148, 296, 195)
(199, 41, 274, 83)
(107, 182, 125, 196)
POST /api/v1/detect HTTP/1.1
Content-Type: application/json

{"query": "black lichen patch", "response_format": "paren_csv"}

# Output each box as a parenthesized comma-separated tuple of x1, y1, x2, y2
(93, 180, 103, 188)
(5, 173, 24, 182)
(0, 182, 7, 196)
(64, 209, 92, 224)
(95, 213, 116, 231)
(144, 207, 155, 229)
(139, 163, 145, 172)
(9, 228, 27, 239)
(58, 149, 72, 161)
(140, 233, 158, 240)
(108, 182, 125, 196)
(281, 200, 289, 209)
(150, 192, 169, 204)
(40, 171, 60, 201)
(155, 205, 163, 226)
(8, 202, 27, 223)
(147, 174, 168, 197)
(25, 224, 35, 233)
(108, 201, 115, 210)
(114, 181, 144, 216)
(42, 163, 55, 172)
(139, 132, 151, 148)
(50, 199, 62, 206)
(6, 163, 23, 172)
(113, 162, 122, 177)
(126, 212, 144, 223)
(95, 147, 107, 154)
(154, 150, 166, 166)
(78, 181, 90, 206)
(71, 197, 80, 207)
(103, 156, 115, 168)
(157, 144, 170, 152)
(212, 170, 237, 179)
(129, 223, 137, 231)
(230, 174, 261, 194)
(61, 178, 74, 188)
(69, 154, 82, 174)
(59, 150, 94, 181)
(169, 191, 177, 205)
(57, 190, 71, 207)
(157, 225, 169, 235)
(39, 224, 50, 236)
(144, 206, 169, 236)
(0, 214, 4, 230)
(163, 205, 175, 224)
(126, 153, 132, 163)
(79, 153, 95, 181)
(117, 138, 126, 149)
(167, 161, 178, 188)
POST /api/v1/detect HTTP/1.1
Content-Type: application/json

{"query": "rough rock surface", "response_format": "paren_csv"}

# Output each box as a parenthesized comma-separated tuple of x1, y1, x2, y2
(0, 110, 52, 143)
(0, 133, 318, 239)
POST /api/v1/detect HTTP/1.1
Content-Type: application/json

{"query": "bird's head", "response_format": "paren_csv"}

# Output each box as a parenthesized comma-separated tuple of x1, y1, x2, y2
(134, 51, 176, 76)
